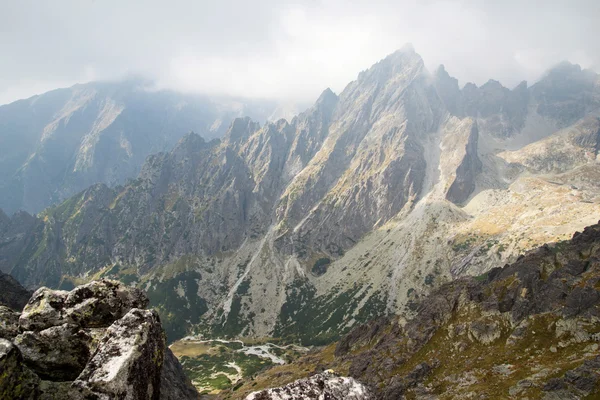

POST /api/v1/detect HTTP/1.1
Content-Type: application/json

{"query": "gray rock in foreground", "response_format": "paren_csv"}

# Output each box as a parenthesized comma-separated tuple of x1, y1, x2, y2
(245, 371, 374, 400)
(74, 308, 165, 399)
(0, 279, 198, 400)
(0, 305, 20, 340)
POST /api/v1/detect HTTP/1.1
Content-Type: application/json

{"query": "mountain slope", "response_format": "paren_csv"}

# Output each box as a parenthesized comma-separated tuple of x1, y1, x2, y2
(228, 222, 600, 399)
(1, 47, 600, 344)
(0, 80, 280, 214)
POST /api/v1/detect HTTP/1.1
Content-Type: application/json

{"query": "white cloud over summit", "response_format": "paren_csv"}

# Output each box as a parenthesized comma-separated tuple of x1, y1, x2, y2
(1, 0, 598, 104)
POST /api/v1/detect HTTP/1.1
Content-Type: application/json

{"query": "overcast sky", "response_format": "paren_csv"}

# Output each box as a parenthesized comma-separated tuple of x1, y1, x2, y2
(1, 0, 598, 105)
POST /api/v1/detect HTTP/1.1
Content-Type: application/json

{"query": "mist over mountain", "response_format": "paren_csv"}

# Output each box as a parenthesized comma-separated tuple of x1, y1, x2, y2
(0, 80, 286, 214)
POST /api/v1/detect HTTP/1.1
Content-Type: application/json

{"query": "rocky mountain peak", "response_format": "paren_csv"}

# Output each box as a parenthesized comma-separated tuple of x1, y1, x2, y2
(544, 60, 584, 77)
(531, 61, 600, 127)
(0, 80, 282, 215)
(174, 131, 207, 151)
(225, 116, 262, 144)
(514, 80, 528, 91)
(314, 87, 338, 110)
(434, 64, 462, 114)
(533, 61, 599, 94)
(356, 45, 424, 86)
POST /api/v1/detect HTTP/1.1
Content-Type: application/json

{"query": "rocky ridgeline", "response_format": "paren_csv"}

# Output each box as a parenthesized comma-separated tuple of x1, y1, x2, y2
(244, 371, 373, 400)
(0, 279, 198, 399)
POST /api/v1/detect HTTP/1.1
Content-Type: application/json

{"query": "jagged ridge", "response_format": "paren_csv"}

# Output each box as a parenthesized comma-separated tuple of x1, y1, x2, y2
(1, 47, 599, 344)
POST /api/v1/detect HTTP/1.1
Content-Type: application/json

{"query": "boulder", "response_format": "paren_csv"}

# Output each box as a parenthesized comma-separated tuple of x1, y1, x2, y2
(14, 323, 93, 381)
(160, 348, 199, 400)
(63, 279, 149, 328)
(73, 308, 165, 399)
(0, 305, 20, 340)
(19, 280, 149, 332)
(245, 371, 374, 400)
(0, 338, 39, 399)
(2, 280, 198, 399)
(19, 287, 69, 331)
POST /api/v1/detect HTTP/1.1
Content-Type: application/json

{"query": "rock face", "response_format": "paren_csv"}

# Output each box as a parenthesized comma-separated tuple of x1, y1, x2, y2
(14, 324, 93, 381)
(160, 348, 202, 400)
(245, 371, 374, 400)
(0, 338, 39, 399)
(0, 279, 198, 400)
(0, 306, 20, 339)
(0, 79, 282, 215)
(1, 46, 600, 343)
(0, 270, 32, 311)
(74, 308, 165, 399)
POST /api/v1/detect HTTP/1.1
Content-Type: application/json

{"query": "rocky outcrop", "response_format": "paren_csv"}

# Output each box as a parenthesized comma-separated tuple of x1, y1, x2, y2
(0, 279, 198, 400)
(0, 338, 39, 399)
(74, 308, 165, 399)
(445, 121, 482, 203)
(0, 306, 20, 339)
(160, 348, 202, 400)
(14, 323, 93, 381)
(19, 280, 148, 331)
(245, 371, 374, 400)
(0, 270, 32, 311)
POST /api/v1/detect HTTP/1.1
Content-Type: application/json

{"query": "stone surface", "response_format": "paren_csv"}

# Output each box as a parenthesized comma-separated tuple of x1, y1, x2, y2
(0, 338, 39, 399)
(73, 308, 166, 400)
(0, 281, 198, 400)
(0, 305, 20, 340)
(245, 371, 374, 400)
(19, 287, 69, 332)
(63, 279, 149, 328)
(19, 280, 148, 332)
(14, 323, 93, 381)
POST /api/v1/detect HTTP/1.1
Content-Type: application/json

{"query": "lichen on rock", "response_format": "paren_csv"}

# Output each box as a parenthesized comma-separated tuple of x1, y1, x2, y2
(245, 371, 374, 400)
(0, 279, 198, 400)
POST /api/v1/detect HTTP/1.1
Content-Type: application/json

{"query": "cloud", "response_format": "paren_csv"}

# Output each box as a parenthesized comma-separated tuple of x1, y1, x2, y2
(1, 0, 598, 105)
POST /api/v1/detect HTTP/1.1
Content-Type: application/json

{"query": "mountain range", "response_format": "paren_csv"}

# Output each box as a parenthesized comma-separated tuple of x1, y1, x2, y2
(1, 45, 599, 344)
(0, 80, 287, 214)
